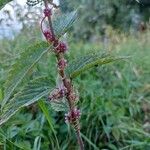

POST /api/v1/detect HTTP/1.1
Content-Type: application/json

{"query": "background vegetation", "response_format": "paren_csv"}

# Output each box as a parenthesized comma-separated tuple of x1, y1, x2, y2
(0, 0, 150, 149)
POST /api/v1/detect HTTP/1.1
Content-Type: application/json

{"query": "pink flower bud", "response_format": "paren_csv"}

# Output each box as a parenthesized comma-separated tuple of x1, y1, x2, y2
(55, 41, 68, 53)
(65, 108, 81, 124)
(43, 30, 55, 42)
(44, 8, 52, 17)
(48, 86, 67, 101)
(57, 58, 67, 70)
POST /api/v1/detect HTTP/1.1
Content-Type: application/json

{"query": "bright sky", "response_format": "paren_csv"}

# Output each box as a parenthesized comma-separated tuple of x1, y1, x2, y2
(15, 0, 26, 5)
(0, 0, 59, 38)
(17, 0, 26, 5)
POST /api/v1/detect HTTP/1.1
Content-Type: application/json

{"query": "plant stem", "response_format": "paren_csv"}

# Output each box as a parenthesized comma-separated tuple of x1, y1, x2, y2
(76, 130, 84, 150)
(43, 0, 84, 149)
(43, 0, 55, 37)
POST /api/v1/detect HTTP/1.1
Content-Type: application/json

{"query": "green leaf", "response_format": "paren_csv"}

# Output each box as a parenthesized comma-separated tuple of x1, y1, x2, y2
(0, 88, 3, 101)
(50, 98, 69, 112)
(80, 133, 99, 150)
(0, 0, 12, 10)
(0, 129, 25, 150)
(53, 10, 78, 38)
(66, 53, 128, 79)
(112, 128, 121, 141)
(0, 76, 55, 126)
(38, 100, 56, 133)
(2, 41, 50, 108)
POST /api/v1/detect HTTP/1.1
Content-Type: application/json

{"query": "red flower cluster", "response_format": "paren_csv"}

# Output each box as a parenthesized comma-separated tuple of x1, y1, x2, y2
(57, 58, 67, 70)
(48, 87, 67, 101)
(41, 7, 68, 54)
(43, 30, 68, 54)
(44, 8, 52, 17)
(55, 41, 68, 53)
(65, 108, 81, 124)
(43, 30, 55, 43)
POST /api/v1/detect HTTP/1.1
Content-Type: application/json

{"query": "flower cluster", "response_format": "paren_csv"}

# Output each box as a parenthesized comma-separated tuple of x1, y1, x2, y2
(48, 87, 67, 101)
(57, 58, 67, 70)
(55, 41, 68, 53)
(41, 6, 68, 75)
(41, 7, 68, 55)
(43, 30, 55, 43)
(65, 108, 81, 124)
(44, 8, 52, 17)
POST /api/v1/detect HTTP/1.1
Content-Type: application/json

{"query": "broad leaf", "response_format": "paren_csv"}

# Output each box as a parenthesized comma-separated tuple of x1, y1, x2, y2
(0, 76, 55, 126)
(2, 10, 78, 107)
(53, 10, 78, 38)
(2, 41, 50, 107)
(50, 98, 69, 112)
(0, 0, 12, 10)
(66, 53, 128, 79)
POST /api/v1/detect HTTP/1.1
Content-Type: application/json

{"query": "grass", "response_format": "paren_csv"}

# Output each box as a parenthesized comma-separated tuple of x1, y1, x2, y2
(0, 28, 150, 149)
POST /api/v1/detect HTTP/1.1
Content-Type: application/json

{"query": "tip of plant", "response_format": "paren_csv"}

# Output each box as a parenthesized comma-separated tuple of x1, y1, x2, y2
(115, 55, 131, 62)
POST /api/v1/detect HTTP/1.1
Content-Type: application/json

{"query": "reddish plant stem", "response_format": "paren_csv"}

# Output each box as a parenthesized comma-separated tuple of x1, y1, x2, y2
(43, 0, 84, 149)
(43, 0, 55, 37)
(76, 129, 84, 150)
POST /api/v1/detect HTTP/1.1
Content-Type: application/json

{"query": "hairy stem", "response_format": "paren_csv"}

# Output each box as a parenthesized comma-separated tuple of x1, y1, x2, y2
(43, 0, 84, 149)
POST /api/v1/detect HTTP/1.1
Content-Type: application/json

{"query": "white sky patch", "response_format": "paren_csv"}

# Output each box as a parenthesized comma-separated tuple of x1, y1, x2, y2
(0, 0, 59, 39)
(16, 0, 27, 5)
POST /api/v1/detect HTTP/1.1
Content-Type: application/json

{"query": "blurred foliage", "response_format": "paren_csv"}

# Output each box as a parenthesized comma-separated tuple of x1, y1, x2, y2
(60, 0, 150, 40)
(0, 0, 150, 149)
(0, 26, 150, 149)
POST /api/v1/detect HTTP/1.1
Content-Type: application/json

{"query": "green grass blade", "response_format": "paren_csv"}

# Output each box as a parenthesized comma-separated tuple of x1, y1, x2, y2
(38, 100, 60, 150)
(80, 133, 99, 150)
(33, 136, 41, 150)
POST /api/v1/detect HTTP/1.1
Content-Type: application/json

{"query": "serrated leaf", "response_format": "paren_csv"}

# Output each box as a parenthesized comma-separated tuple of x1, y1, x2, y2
(0, 76, 54, 126)
(67, 53, 128, 79)
(53, 10, 78, 38)
(2, 41, 50, 108)
(50, 98, 69, 112)
(0, 0, 12, 10)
